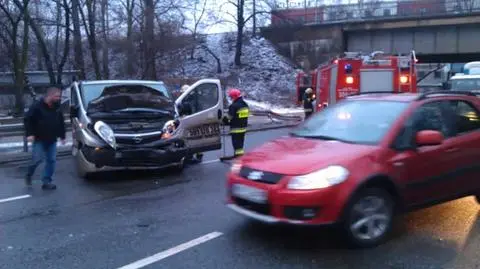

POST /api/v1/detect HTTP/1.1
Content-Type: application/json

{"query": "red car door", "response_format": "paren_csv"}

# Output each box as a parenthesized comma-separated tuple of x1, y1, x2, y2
(444, 99, 480, 193)
(389, 101, 459, 206)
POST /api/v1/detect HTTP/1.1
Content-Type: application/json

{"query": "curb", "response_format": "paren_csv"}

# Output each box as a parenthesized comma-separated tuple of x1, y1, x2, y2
(0, 122, 299, 166)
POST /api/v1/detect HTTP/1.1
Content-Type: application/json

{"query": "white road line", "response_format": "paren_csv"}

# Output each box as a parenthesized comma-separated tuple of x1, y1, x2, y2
(201, 159, 220, 165)
(117, 231, 223, 269)
(0, 194, 31, 204)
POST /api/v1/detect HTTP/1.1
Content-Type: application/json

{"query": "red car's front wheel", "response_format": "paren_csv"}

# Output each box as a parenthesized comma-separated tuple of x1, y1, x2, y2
(342, 187, 394, 248)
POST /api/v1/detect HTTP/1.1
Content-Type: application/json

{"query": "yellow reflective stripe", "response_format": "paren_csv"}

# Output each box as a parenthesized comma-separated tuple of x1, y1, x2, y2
(230, 128, 246, 133)
(235, 149, 244, 155)
(237, 108, 249, 119)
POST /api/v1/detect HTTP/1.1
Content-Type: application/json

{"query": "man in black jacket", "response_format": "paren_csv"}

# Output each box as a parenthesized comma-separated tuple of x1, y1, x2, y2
(24, 87, 66, 189)
(222, 88, 249, 158)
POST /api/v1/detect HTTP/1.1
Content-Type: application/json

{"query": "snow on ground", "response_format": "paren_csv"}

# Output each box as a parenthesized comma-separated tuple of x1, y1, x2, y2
(167, 33, 299, 107)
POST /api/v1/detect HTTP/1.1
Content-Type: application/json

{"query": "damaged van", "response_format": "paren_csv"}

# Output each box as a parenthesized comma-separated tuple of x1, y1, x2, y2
(68, 79, 223, 178)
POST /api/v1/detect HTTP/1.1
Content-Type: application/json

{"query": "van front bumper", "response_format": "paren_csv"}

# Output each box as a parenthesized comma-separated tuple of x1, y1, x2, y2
(80, 138, 188, 168)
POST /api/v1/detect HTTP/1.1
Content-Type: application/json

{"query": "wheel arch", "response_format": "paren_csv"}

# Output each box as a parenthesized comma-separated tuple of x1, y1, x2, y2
(340, 173, 404, 221)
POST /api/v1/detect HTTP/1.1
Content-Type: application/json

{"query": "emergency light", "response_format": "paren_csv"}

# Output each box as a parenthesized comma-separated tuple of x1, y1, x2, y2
(345, 64, 353, 74)
(346, 76, 354, 84)
(400, 75, 409, 84)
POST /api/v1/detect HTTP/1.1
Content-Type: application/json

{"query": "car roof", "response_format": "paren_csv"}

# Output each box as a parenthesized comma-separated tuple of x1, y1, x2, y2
(346, 91, 479, 102)
(346, 93, 420, 102)
(80, 80, 165, 85)
(451, 74, 480, 79)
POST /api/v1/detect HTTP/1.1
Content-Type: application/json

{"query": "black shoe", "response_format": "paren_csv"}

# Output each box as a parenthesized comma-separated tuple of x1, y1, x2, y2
(25, 176, 32, 186)
(42, 183, 57, 190)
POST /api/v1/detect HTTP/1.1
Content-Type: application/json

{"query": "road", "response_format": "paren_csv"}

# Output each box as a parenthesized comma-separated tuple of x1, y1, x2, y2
(0, 128, 479, 269)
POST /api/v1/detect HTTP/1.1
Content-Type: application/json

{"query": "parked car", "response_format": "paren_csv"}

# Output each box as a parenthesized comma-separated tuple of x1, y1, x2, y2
(69, 79, 224, 178)
(226, 90, 480, 248)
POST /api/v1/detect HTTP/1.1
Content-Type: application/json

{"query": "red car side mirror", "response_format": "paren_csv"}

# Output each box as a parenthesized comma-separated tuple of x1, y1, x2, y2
(415, 130, 444, 146)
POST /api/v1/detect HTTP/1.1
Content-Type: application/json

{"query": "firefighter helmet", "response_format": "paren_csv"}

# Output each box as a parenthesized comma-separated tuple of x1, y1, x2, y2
(228, 88, 242, 100)
(305, 88, 313, 94)
(180, 84, 189, 93)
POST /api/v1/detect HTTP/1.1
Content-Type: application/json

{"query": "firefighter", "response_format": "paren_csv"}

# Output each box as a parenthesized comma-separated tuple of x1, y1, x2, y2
(303, 88, 315, 119)
(222, 88, 249, 158)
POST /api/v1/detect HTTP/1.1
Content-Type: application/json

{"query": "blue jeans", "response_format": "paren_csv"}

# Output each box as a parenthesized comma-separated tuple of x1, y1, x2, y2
(26, 141, 57, 184)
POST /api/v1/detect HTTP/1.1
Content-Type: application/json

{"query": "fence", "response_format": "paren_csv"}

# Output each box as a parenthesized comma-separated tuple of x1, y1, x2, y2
(270, 0, 480, 26)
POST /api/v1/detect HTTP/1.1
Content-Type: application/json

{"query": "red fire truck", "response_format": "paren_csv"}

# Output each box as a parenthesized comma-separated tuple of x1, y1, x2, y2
(296, 50, 418, 111)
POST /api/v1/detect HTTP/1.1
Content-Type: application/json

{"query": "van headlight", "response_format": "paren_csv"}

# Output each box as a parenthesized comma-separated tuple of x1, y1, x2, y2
(161, 120, 177, 139)
(287, 165, 349, 190)
(94, 121, 116, 149)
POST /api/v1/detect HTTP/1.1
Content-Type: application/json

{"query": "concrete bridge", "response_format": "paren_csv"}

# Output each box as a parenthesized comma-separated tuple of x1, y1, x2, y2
(261, 0, 480, 69)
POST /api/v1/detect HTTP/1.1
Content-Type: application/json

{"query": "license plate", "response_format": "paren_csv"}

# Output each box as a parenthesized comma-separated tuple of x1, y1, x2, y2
(232, 184, 267, 204)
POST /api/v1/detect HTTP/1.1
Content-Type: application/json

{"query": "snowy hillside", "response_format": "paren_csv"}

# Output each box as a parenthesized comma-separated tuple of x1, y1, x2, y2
(165, 33, 299, 107)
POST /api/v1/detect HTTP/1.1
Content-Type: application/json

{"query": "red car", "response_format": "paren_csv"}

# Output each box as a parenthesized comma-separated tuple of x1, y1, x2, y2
(226, 91, 480, 248)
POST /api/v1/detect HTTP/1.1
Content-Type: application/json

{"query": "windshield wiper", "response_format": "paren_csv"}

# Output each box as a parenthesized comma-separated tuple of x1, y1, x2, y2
(296, 134, 339, 140)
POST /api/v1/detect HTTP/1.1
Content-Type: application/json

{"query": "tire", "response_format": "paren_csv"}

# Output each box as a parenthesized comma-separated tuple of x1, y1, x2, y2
(342, 187, 394, 248)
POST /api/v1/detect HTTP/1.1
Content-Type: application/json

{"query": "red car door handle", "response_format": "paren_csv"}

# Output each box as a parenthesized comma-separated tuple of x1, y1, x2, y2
(445, 147, 459, 153)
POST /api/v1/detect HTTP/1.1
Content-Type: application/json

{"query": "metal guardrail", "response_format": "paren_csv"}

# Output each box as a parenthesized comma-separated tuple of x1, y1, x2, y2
(270, 0, 480, 26)
(0, 111, 302, 138)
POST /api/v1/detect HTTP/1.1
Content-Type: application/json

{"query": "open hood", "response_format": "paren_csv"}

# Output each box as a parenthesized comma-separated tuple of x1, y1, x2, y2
(86, 84, 175, 115)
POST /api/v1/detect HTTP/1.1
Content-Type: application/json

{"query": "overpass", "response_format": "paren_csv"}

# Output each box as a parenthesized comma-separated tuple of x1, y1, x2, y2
(261, 0, 480, 69)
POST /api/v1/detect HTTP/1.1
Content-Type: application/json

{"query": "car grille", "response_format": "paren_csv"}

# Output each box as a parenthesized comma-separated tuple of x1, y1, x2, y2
(239, 167, 284, 184)
(232, 197, 270, 215)
(116, 134, 161, 145)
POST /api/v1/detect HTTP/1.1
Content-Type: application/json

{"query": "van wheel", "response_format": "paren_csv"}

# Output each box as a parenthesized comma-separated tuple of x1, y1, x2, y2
(342, 188, 394, 248)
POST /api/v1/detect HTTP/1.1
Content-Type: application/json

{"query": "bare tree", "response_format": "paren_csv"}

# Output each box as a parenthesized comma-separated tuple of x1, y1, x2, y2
(79, 0, 102, 79)
(143, 0, 157, 79)
(71, 0, 86, 79)
(101, 0, 110, 79)
(122, 0, 136, 77)
(200, 41, 222, 73)
(12, 0, 56, 84)
(56, 0, 71, 84)
(223, 0, 271, 65)
(0, 0, 30, 115)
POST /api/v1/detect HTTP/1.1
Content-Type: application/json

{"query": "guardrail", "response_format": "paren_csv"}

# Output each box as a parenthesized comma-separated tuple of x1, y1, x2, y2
(0, 111, 303, 138)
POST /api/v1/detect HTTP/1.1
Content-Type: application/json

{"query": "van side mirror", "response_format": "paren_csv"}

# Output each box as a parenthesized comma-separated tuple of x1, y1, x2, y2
(415, 130, 443, 146)
(177, 103, 192, 116)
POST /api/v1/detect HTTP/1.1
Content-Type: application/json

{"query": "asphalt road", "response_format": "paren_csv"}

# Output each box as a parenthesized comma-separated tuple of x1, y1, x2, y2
(0, 128, 480, 269)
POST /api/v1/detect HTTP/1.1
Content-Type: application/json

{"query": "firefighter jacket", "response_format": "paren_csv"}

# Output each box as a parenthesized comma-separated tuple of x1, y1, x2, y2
(222, 97, 249, 134)
(303, 92, 315, 112)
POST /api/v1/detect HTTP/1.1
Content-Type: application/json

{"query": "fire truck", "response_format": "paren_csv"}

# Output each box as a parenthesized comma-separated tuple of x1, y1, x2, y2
(296, 50, 418, 111)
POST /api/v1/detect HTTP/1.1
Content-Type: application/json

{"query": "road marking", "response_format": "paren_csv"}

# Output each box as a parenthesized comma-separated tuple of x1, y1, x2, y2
(0, 194, 31, 204)
(117, 231, 223, 269)
(202, 159, 220, 165)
